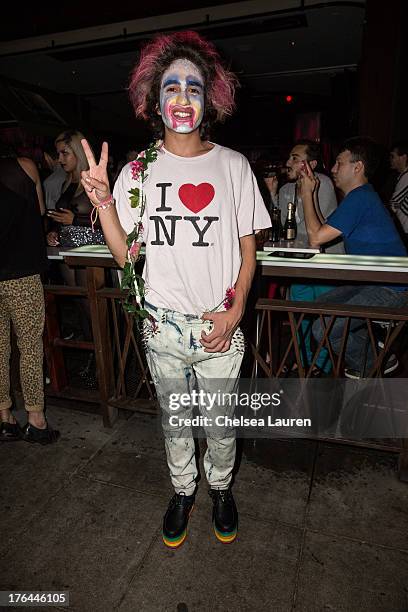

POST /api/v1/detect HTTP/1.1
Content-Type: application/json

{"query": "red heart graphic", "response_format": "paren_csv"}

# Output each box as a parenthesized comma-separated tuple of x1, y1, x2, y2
(178, 183, 215, 213)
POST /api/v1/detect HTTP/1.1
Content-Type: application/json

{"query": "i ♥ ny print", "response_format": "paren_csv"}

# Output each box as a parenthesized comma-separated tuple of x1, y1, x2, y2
(149, 181, 219, 247)
(178, 183, 215, 213)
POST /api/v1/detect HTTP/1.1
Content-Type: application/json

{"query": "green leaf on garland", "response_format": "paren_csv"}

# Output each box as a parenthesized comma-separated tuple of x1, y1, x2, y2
(126, 226, 140, 248)
(129, 187, 140, 208)
(121, 141, 160, 320)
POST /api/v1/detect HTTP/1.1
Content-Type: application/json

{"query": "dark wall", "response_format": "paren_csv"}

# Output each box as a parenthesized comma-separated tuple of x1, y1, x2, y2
(358, 0, 406, 145)
(391, 2, 408, 142)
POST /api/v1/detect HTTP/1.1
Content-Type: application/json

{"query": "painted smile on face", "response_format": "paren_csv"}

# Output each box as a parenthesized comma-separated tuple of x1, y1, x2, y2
(159, 59, 205, 134)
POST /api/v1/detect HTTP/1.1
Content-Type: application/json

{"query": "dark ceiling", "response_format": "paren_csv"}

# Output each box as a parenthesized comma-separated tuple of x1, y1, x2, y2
(0, 1, 366, 147)
(0, 1, 240, 41)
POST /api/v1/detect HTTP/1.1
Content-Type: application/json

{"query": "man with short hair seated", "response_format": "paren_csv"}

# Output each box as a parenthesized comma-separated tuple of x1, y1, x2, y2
(298, 137, 408, 378)
(265, 139, 343, 374)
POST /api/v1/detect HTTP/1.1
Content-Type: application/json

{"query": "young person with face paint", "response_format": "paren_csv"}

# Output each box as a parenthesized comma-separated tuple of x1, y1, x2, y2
(80, 31, 271, 547)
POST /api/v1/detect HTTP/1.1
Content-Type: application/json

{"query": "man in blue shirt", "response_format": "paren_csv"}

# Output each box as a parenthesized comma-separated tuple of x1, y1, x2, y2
(298, 137, 408, 377)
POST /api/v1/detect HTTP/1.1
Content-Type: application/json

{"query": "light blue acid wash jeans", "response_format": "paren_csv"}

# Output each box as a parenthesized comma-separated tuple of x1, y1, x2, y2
(312, 285, 408, 373)
(142, 301, 245, 496)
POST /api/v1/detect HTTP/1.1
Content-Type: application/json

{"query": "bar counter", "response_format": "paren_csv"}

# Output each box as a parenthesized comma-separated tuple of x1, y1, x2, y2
(258, 251, 408, 283)
(43, 246, 408, 480)
(49, 244, 408, 280)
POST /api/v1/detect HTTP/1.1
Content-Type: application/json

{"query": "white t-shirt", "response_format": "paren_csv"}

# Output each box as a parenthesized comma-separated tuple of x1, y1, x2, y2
(114, 143, 271, 315)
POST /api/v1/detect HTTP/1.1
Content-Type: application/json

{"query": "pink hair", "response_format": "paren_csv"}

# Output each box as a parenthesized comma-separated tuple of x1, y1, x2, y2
(129, 31, 238, 123)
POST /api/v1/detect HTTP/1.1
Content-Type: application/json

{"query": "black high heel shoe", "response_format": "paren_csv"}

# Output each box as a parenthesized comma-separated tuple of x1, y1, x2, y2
(21, 421, 60, 445)
(0, 420, 22, 441)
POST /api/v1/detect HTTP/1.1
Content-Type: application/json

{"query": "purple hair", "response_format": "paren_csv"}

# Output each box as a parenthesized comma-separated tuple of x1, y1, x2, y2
(128, 31, 238, 137)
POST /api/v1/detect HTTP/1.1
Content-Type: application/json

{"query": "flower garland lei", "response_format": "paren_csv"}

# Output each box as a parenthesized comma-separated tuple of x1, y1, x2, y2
(120, 140, 236, 318)
(120, 141, 161, 318)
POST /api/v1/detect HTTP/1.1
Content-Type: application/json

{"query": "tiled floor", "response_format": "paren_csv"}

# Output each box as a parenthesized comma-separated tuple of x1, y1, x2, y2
(1, 405, 408, 612)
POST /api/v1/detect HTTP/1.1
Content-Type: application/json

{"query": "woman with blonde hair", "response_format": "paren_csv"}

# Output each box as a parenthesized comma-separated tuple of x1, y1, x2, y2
(46, 130, 105, 349)
(46, 129, 105, 251)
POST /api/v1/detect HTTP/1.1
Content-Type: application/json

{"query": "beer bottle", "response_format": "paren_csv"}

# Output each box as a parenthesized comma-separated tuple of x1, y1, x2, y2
(271, 207, 282, 242)
(284, 202, 297, 241)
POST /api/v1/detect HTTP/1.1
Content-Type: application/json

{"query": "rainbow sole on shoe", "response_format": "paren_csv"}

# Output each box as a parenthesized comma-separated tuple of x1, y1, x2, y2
(213, 524, 237, 544)
(162, 505, 194, 549)
(163, 530, 188, 548)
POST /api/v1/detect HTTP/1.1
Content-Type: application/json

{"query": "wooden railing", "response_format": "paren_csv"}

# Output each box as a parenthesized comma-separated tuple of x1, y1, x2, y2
(251, 298, 408, 378)
(44, 263, 157, 428)
(250, 297, 408, 481)
(42, 249, 408, 480)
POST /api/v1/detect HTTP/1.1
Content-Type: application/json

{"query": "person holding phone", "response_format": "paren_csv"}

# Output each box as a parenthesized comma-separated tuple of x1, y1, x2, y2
(46, 130, 106, 345)
(265, 140, 342, 252)
(299, 137, 408, 378)
(46, 129, 105, 252)
(265, 140, 343, 374)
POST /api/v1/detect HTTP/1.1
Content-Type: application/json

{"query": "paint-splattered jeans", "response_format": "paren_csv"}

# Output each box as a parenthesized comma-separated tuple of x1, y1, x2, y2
(142, 302, 245, 496)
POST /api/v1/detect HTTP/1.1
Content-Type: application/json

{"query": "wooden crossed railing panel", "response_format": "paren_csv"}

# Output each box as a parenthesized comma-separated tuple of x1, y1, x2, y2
(105, 294, 155, 402)
(250, 298, 408, 482)
(44, 280, 157, 427)
(251, 298, 408, 379)
(95, 287, 156, 416)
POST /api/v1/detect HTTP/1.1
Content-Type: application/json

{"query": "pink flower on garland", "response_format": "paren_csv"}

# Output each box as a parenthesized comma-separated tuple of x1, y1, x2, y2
(130, 159, 145, 180)
(129, 241, 141, 260)
(223, 286, 236, 310)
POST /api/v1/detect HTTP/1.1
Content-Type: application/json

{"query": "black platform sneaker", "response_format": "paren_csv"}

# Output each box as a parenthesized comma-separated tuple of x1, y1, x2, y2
(162, 492, 195, 548)
(209, 489, 238, 543)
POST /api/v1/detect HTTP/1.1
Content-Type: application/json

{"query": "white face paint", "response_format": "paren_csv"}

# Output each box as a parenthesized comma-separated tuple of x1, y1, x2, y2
(159, 59, 205, 134)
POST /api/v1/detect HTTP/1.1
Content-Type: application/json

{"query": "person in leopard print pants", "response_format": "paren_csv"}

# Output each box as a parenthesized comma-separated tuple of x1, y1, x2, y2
(0, 148, 59, 444)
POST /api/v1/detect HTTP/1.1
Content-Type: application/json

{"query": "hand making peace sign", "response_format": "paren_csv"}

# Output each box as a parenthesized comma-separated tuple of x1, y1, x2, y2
(80, 139, 111, 207)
